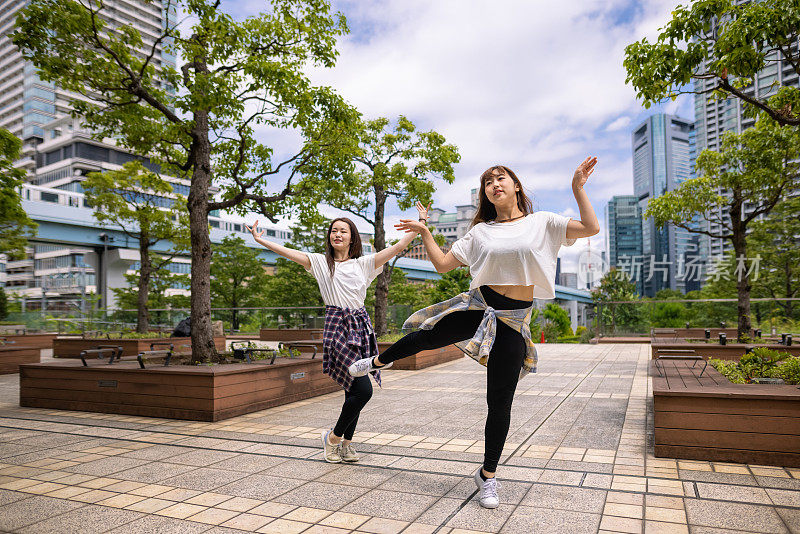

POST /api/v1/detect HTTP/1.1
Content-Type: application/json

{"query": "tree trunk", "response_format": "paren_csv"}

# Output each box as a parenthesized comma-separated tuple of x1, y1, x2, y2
(730, 202, 752, 342)
(188, 108, 216, 363)
(136, 238, 151, 334)
(373, 185, 389, 336)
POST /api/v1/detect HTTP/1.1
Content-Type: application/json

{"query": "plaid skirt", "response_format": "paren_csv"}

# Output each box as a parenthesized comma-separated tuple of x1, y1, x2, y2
(322, 305, 381, 391)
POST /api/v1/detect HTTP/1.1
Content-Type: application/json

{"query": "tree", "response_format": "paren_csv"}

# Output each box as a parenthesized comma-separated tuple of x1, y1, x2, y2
(427, 268, 472, 305)
(624, 0, 799, 127)
(262, 258, 323, 309)
(210, 236, 271, 331)
(592, 268, 642, 335)
(645, 119, 799, 340)
(0, 129, 37, 259)
(749, 196, 800, 319)
(543, 303, 571, 337)
(0, 287, 8, 321)
(650, 289, 687, 328)
(112, 262, 191, 322)
(15, 0, 359, 362)
(83, 161, 189, 332)
(325, 116, 460, 335)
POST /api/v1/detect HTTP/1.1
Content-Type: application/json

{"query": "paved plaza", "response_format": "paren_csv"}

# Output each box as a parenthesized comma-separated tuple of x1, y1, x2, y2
(0, 344, 798, 533)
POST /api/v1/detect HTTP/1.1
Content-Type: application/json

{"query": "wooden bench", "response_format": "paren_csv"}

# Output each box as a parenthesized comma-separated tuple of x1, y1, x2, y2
(653, 347, 706, 377)
(651, 328, 679, 341)
(79, 342, 176, 369)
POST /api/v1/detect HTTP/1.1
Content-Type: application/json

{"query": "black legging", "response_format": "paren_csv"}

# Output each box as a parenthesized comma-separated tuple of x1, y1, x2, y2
(333, 375, 372, 440)
(378, 285, 530, 472)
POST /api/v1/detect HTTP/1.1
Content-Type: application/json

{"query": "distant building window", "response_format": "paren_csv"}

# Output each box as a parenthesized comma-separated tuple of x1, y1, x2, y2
(266, 230, 276, 237)
(40, 192, 59, 203)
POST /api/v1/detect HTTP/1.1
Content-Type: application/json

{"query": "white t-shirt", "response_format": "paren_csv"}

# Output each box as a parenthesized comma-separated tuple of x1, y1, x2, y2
(304, 252, 383, 309)
(449, 211, 576, 299)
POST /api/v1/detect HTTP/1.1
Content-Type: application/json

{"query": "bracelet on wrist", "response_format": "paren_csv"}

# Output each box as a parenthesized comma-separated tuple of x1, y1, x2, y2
(419, 218, 428, 223)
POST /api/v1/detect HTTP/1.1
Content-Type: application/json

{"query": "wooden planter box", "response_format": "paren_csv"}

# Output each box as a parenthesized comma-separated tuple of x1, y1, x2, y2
(283, 339, 463, 370)
(651, 342, 800, 361)
(652, 328, 751, 339)
(653, 360, 800, 467)
(1, 345, 40, 374)
(53, 336, 226, 359)
(19, 357, 340, 421)
(0, 333, 58, 351)
(259, 328, 323, 341)
(389, 344, 464, 370)
(595, 336, 650, 344)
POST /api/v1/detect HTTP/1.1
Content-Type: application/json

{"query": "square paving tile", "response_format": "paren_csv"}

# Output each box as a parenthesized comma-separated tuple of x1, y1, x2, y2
(0, 494, 85, 531)
(684, 498, 788, 533)
(274, 480, 369, 509)
(160, 467, 249, 492)
(503, 505, 601, 534)
(16, 503, 144, 534)
(341, 489, 438, 522)
(106, 515, 211, 534)
(521, 483, 606, 513)
(214, 473, 306, 501)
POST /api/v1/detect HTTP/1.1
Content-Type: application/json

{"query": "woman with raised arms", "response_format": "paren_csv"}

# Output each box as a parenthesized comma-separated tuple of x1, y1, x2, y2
(246, 211, 421, 464)
(348, 159, 600, 508)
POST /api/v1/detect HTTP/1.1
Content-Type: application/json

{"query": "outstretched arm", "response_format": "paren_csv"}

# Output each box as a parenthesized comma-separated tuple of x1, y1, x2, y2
(566, 157, 601, 239)
(395, 201, 464, 273)
(373, 230, 417, 269)
(245, 220, 312, 270)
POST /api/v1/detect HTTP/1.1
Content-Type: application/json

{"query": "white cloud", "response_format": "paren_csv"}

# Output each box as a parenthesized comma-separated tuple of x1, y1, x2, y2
(605, 116, 632, 132)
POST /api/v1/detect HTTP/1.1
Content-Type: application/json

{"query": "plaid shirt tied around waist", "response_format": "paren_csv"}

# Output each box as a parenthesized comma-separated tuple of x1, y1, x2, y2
(402, 288, 538, 379)
(323, 305, 381, 391)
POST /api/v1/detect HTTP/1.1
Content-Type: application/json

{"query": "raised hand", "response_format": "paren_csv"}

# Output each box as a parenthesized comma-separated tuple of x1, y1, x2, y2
(244, 220, 264, 239)
(573, 156, 597, 191)
(416, 200, 432, 221)
(395, 219, 426, 234)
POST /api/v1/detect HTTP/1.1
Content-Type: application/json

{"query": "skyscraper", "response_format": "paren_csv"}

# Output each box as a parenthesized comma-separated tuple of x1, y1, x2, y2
(0, 0, 177, 173)
(631, 113, 695, 296)
(693, 42, 800, 257)
(605, 195, 643, 295)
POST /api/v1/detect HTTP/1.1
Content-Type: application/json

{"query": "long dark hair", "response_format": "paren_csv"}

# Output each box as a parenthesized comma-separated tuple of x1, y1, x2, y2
(325, 217, 363, 276)
(470, 165, 534, 227)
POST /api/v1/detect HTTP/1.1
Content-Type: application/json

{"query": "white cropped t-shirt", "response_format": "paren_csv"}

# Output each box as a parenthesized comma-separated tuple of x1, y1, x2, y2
(449, 211, 576, 299)
(304, 252, 383, 309)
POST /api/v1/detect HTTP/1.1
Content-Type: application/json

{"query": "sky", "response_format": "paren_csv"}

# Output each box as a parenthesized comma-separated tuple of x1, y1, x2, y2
(220, 0, 694, 272)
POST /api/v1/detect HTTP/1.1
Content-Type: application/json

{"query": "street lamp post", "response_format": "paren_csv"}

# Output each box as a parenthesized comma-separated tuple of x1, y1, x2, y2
(98, 233, 114, 311)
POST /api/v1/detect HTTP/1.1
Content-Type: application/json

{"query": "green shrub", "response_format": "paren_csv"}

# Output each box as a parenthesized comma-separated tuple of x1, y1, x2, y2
(773, 357, 800, 385)
(557, 335, 580, 343)
(739, 348, 791, 381)
(575, 326, 586, 335)
(709, 359, 746, 383)
(579, 327, 596, 344)
(377, 332, 405, 343)
(542, 321, 561, 343)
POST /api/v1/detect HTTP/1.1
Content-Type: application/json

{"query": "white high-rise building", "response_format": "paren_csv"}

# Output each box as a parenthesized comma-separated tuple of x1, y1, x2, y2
(693, 32, 799, 257)
(0, 0, 177, 173)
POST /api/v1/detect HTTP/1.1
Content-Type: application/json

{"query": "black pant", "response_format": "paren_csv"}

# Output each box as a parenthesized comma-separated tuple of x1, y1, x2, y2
(333, 375, 372, 440)
(378, 285, 530, 472)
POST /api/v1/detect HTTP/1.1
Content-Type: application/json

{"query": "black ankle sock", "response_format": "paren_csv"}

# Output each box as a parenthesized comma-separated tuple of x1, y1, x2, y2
(479, 470, 488, 481)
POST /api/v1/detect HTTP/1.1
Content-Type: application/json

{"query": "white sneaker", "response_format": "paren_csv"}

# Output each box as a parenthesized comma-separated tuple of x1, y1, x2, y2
(474, 468, 500, 509)
(348, 356, 392, 377)
(321, 430, 342, 463)
(340, 443, 359, 463)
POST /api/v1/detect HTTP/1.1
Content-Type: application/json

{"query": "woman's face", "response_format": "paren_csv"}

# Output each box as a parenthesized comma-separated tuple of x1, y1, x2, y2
(484, 170, 519, 207)
(329, 221, 352, 253)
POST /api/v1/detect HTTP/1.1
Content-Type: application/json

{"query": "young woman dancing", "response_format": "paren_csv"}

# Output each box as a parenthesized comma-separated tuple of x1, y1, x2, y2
(246, 214, 420, 463)
(349, 158, 600, 508)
